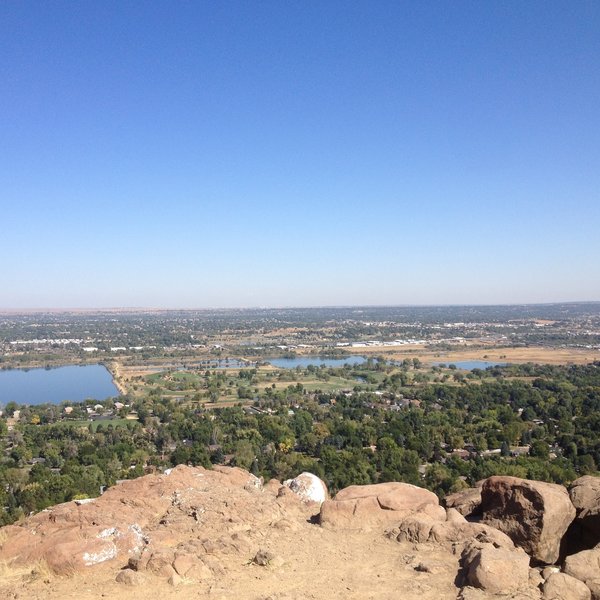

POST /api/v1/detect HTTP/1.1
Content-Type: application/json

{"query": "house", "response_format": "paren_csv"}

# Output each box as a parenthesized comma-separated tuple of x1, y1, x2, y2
(511, 445, 531, 457)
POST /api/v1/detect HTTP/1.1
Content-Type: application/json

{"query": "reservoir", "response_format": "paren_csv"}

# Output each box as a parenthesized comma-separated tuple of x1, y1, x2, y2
(0, 364, 119, 406)
(268, 356, 366, 369)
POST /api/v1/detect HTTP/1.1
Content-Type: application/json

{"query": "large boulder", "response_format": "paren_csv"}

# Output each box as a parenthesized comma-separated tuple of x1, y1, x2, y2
(563, 547, 600, 586)
(569, 476, 600, 546)
(320, 482, 443, 529)
(283, 472, 328, 505)
(480, 476, 576, 564)
(543, 572, 591, 600)
(463, 543, 530, 594)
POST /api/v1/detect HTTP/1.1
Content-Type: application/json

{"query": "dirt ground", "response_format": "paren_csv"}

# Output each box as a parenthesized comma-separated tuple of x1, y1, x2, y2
(0, 466, 465, 600)
(0, 528, 461, 600)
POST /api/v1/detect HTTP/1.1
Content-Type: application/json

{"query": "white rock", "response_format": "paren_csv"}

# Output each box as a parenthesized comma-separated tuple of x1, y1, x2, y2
(283, 472, 328, 505)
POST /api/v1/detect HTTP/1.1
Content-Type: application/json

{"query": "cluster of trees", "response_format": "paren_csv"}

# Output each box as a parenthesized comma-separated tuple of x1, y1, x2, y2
(1, 361, 600, 525)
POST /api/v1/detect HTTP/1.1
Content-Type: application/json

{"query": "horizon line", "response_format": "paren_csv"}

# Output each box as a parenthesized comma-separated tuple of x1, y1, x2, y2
(1, 299, 599, 314)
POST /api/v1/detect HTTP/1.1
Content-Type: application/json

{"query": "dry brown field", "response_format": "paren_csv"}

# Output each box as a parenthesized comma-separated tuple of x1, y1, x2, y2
(343, 345, 600, 365)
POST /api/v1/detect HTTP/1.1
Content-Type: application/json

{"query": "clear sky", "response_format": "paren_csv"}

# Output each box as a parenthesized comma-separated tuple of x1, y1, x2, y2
(1, 1, 599, 308)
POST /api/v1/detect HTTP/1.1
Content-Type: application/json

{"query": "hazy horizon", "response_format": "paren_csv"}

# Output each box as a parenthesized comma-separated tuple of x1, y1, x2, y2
(1, 300, 600, 314)
(2, 2, 599, 308)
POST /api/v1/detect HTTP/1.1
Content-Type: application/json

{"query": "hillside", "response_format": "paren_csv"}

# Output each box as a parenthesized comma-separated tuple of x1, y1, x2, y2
(0, 466, 599, 600)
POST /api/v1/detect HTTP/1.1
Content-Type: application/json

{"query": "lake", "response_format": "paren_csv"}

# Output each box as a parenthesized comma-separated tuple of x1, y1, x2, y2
(268, 356, 366, 369)
(431, 360, 508, 370)
(165, 359, 254, 370)
(0, 365, 119, 406)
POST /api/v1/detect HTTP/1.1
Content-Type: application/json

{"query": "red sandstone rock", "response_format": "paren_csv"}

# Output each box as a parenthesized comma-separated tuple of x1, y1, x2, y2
(480, 476, 576, 563)
(0, 465, 285, 575)
(463, 543, 530, 594)
(563, 547, 600, 586)
(320, 482, 441, 529)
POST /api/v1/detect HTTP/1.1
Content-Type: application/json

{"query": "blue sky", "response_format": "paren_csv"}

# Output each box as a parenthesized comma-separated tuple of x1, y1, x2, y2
(1, 1, 599, 308)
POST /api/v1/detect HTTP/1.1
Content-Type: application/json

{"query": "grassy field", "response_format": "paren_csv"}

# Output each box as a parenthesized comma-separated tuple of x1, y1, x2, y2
(130, 364, 383, 404)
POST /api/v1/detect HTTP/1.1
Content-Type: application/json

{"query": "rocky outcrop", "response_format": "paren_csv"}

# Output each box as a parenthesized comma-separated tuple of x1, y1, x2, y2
(543, 572, 591, 600)
(283, 472, 328, 504)
(390, 507, 515, 550)
(320, 482, 443, 529)
(480, 476, 576, 564)
(2, 467, 596, 600)
(569, 476, 600, 546)
(0, 465, 307, 575)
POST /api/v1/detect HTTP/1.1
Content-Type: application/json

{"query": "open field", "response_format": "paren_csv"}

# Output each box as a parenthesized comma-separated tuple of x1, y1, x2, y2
(342, 345, 600, 366)
(114, 361, 387, 403)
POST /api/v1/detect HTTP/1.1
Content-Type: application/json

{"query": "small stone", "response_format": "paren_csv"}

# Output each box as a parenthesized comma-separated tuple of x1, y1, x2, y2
(168, 573, 183, 587)
(253, 549, 275, 566)
(115, 569, 146, 586)
(414, 561, 444, 574)
(173, 554, 196, 576)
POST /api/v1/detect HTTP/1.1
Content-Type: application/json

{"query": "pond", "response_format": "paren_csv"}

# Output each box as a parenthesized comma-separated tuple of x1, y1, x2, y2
(0, 364, 120, 406)
(268, 356, 367, 369)
(431, 360, 508, 370)
(165, 359, 254, 370)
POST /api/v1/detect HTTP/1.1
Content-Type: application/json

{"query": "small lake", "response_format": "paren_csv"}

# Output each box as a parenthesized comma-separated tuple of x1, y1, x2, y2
(431, 360, 508, 370)
(268, 356, 366, 369)
(0, 365, 119, 406)
(166, 359, 254, 370)
(197, 359, 252, 369)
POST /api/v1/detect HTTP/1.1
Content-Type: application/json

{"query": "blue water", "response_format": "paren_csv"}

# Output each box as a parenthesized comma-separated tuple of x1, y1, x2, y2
(193, 359, 253, 369)
(167, 359, 254, 370)
(268, 356, 366, 369)
(0, 365, 119, 405)
(431, 360, 508, 370)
